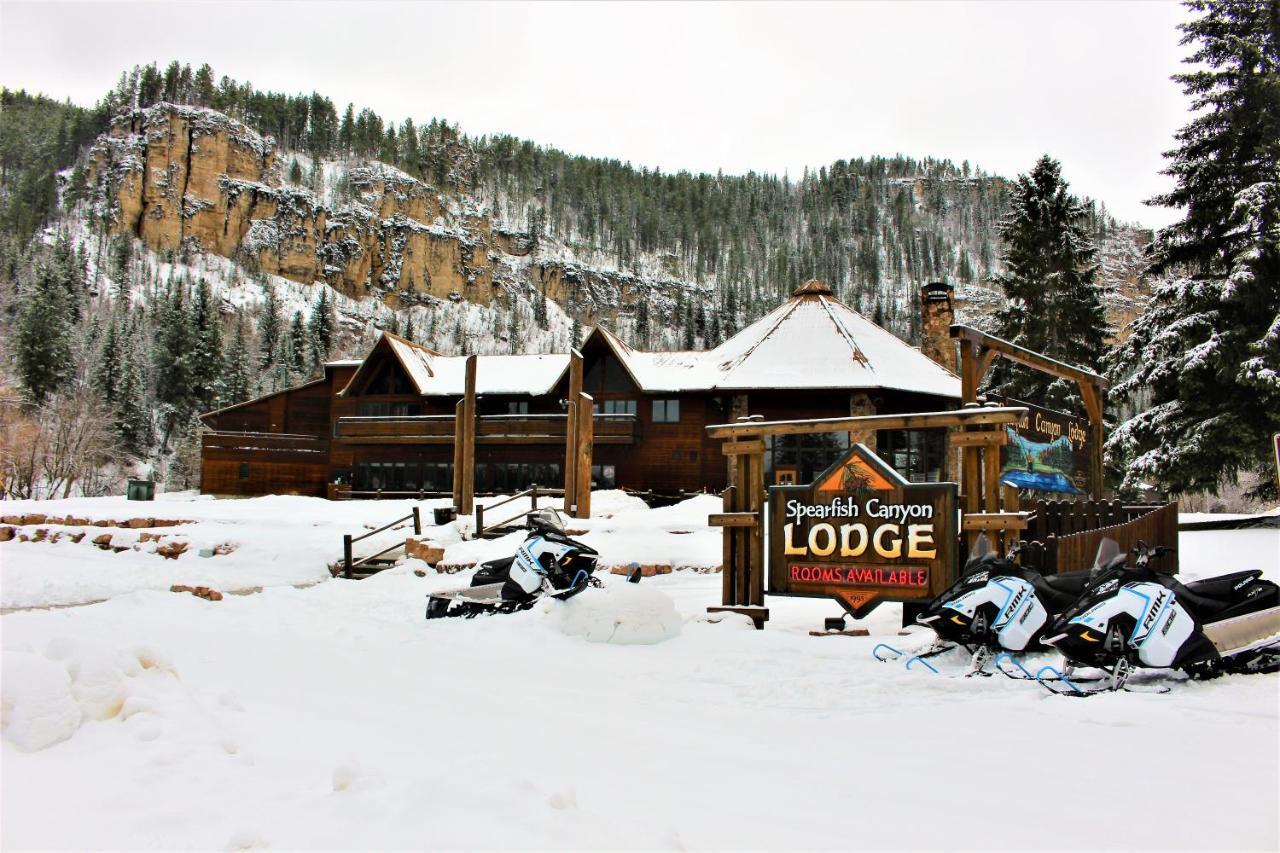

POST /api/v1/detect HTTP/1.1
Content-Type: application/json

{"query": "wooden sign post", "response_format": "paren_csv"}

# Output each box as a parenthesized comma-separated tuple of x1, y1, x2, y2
(573, 391, 594, 519)
(563, 350, 583, 516)
(452, 355, 477, 516)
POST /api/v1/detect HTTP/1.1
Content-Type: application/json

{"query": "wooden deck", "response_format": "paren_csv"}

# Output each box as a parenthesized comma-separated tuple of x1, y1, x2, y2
(333, 414, 637, 445)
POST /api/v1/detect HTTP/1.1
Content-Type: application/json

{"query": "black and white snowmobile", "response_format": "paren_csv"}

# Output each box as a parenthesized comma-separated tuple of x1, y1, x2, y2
(425, 508, 601, 619)
(1038, 541, 1280, 696)
(875, 535, 1122, 676)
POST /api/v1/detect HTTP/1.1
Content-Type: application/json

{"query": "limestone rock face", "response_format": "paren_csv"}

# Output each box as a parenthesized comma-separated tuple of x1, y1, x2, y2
(88, 104, 498, 307)
(87, 103, 707, 319)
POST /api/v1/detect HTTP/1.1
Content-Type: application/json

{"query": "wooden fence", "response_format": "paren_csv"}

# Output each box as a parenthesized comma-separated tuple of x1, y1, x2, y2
(1024, 500, 1179, 574)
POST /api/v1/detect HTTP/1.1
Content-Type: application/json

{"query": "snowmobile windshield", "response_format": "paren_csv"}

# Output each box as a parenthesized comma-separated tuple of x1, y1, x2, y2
(1090, 538, 1123, 578)
(963, 534, 994, 573)
(527, 508, 567, 534)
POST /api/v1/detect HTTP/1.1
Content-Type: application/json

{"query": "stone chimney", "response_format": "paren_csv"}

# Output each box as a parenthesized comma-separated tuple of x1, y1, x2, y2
(919, 281, 956, 374)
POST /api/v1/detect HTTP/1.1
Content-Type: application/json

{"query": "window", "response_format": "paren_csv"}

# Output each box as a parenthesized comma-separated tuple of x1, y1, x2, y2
(355, 462, 417, 493)
(594, 399, 637, 416)
(506, 401, 529, 415)
(876, 429, 947, 483)
(591, 464, 617, 488)
(652, 399, 681, 423)
(357, 402, 419, 417)
(238, 462, 249, 480)
(764, 432, 850, 485)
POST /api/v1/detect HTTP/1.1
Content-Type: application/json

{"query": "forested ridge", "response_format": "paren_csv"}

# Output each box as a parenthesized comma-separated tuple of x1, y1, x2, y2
(0, 61, 1143, 499)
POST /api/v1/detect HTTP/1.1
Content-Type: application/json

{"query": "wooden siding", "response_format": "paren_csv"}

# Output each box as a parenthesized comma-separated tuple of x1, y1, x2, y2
(201, 432, 330, 497)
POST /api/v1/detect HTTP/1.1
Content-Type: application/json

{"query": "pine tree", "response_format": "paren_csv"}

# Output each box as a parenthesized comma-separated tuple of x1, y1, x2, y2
(15, 261, 74, 404)
(166, 411, 205, 492)
(258, 284, 281, 370)
(1108, 0, 1279, 497)
(224, 314, 253, 404)
(534, 289, 549, 329)
(635, 297, 650, 345)
(286, 311, 309, 379)
(988, 155, 1105, 409)
(115, 337, 150, 456)
(91, 313, 122, 404)
(190, 279, 224, 411)
(308, 289, 334, 367)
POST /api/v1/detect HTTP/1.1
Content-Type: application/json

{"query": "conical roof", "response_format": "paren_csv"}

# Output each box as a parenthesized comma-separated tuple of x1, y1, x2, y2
(705, 282, 959, 395)
(585, 281, 960, 397)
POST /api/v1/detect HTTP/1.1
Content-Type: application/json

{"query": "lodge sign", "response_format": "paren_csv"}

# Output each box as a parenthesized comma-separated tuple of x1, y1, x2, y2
(768, 443, 958, 618)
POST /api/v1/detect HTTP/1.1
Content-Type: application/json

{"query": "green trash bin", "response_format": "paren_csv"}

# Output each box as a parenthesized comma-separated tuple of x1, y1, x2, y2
(126, 479, 155, 501)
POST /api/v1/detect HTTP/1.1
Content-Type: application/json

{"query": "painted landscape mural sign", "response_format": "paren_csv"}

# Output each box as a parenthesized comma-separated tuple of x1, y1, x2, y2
(767, 444, 958, 618)
(996, 396, 1091, 495)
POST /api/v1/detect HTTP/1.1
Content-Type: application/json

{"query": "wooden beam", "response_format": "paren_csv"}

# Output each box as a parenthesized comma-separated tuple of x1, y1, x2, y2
(983, 443, 1001, 513)
(708, 512, 759, 528)
(459, 355, 477, 515)
(722, 439, 767, 456)
(962, 512, 1031, 531)
(950, 325, 1108, 390)
(573, 391, 593, 519)
(563, 349, 582, 514)
(747, 448, 765, 607)
(705, 407, 1028, 439)
(949, 430, 1010, 448)
(975, 347, 999, 390)
(452, 398, 464, 509)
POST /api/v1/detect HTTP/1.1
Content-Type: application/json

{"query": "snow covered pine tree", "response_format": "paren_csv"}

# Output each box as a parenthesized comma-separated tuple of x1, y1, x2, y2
(988, 155, 1107, 409)
(1107, 0, 1280, 498)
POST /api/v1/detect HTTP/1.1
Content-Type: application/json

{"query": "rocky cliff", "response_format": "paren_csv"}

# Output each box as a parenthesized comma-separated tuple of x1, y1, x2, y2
(87, 103, 701, 322)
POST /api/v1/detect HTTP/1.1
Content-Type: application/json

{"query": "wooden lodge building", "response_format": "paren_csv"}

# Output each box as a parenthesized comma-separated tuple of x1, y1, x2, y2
(200, 280, 963, 498)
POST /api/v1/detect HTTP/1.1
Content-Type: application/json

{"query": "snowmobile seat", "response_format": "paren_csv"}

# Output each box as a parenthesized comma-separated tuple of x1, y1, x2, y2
(1041, 570, 1092, 595)
(472, 557, 514, 587)
(1184, 570, 1262, 601)
(1033, 570, 1092, 610)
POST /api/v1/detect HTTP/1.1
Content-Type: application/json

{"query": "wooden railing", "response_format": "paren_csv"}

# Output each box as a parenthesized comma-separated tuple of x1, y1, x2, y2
(1025, 501, 1179, 574)
(202, 431, 329, 460)
(342, 506, 423, 579)
(475, 485, 566, 538)
(334, 414, 636, 445)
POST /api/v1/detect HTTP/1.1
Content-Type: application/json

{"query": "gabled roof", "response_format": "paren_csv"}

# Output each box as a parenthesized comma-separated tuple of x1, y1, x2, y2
(579, 280, 960, 398)
(339, 333, 571, 397)
(335, 282, 959, 401)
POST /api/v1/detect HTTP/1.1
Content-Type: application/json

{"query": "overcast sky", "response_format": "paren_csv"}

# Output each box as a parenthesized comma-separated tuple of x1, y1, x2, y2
(1, 1, 1191, 227)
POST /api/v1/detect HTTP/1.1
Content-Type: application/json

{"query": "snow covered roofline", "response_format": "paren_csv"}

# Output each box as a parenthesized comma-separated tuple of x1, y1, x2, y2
(334, 281, 959, 400)
(581, 280, 961, 397)
(338, 333, 571, 397)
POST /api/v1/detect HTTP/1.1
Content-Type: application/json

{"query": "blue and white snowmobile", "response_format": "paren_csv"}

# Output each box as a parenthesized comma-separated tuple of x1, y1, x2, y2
(1038, 541, 1280, 696)
(875, 535, 1119, 676)
(425, 508, 601, 619)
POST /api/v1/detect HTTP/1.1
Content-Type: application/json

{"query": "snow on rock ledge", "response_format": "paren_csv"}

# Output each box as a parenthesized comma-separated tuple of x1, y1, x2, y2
(554, 583, 683, 645)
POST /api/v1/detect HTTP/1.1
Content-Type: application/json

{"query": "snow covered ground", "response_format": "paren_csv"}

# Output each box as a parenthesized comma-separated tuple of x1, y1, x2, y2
(2, 494, 1277, 850)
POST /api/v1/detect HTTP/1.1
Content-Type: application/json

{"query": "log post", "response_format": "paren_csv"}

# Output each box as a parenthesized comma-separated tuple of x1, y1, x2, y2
(343, 534, 353, 580)
(747, 443, 765, 607)
(459, 355, 477, 515)
(412, 506, 421, 536)
(573, 391, 593, 519)
(452, 399, 465, 510)
(563, 350, 583, 514)
(726, 394, 749, 488)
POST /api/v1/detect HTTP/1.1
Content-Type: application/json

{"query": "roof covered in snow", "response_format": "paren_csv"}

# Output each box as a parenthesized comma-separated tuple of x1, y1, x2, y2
(341, 282, 959, 400)
(586, 280, 960, 397)
(342, 334, 570, 397)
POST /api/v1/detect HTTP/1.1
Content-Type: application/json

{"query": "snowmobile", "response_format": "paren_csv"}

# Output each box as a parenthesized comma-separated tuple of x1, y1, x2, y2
(874, 535, 1123, 676)
(425, 508, 602, 619)
(1037, 541, 1280, 696)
